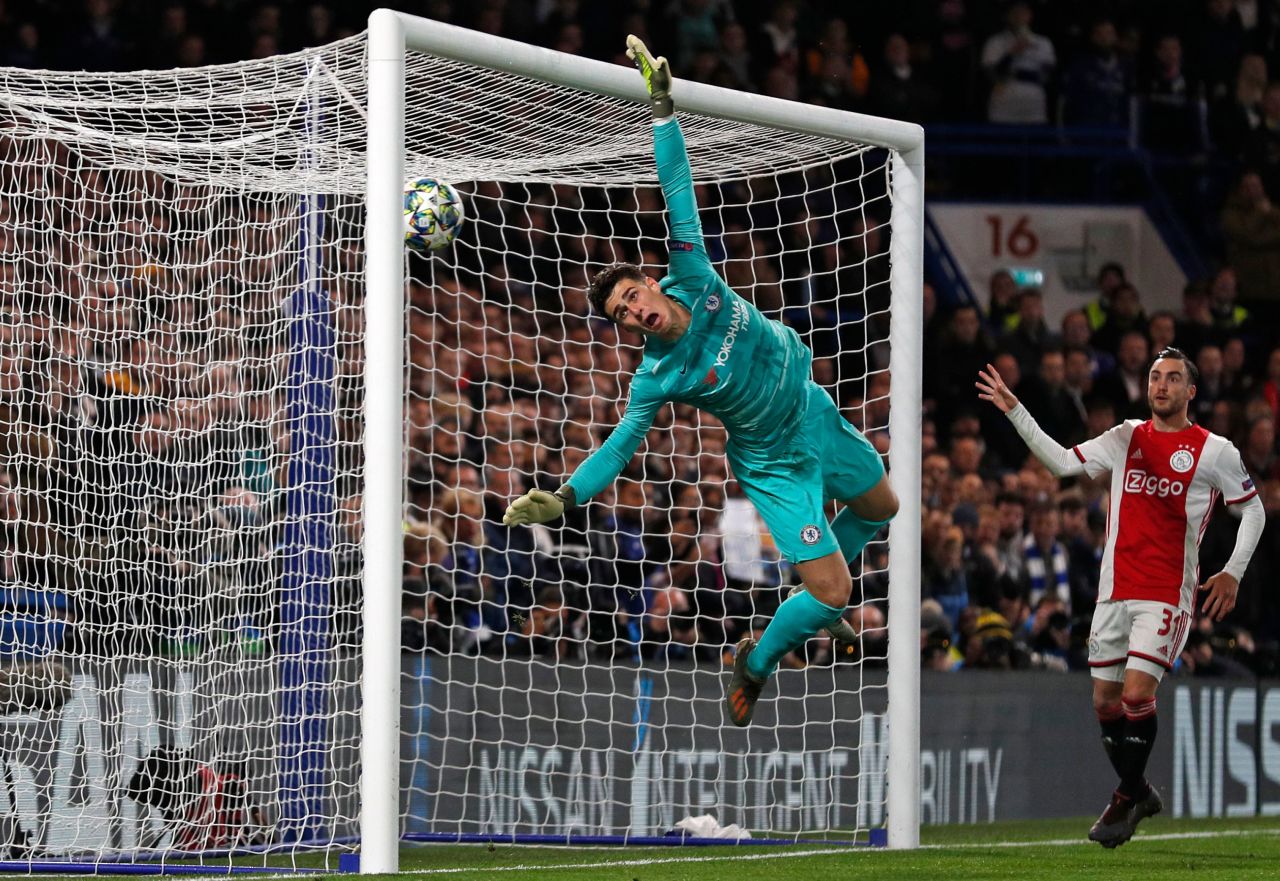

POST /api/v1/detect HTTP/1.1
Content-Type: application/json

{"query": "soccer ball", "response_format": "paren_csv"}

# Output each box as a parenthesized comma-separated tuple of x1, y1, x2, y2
(403, 177, 464, 252)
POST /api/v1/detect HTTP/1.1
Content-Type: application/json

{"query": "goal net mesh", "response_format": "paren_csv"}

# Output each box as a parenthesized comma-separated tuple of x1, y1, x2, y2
(0, 30, 896, 870)
(399, 43, 897, 846)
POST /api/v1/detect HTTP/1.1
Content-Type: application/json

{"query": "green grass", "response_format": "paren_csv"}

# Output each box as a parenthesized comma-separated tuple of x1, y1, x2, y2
(356, 815, 1280, 881)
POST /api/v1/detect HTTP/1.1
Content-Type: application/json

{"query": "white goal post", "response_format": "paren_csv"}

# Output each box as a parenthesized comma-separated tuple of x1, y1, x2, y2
(364, 9, 923, 875)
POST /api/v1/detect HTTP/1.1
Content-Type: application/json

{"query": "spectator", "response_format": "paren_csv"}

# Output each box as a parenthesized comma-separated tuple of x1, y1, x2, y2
(1189, 0, 1248, 108)
(436, 487, 489, 653)
(923, 525, 969, 629)
(1222, 336, 1256, 401)
(1180, 630, 1253, 677)
(1062, 345, 1095, 428)
(962, 609, 1020, 670)
(146, 3, 190, 69)
(1091, 283, 1147, 356)
(1030, 608, 1075, 670)
(1262, 345, 1280, 434)
(1211, 53, 1266, 159)
(753, 0, 800, 73)
(999, 287, 1057, 377)
(1058, 497, 1101, 615)
(1022, 503, 1070, 611)
(1207, 266, 1252, 334)
(1062, 18, 1133, 128)
(980, 1, 1056, 124)
(803, 18, 870, 111)
(1061, 307, 1113, 378)
(870, 33, 939, 122)
(716, 21, 754, 91)
(1142, 33, 1204, 153)
(1022, 347, 1085, 446)
(994, 491, 1027, 582)
(1094, 330, 1151, 420)
(1245, 82, 1280, 197)
(671, 0, 724, 68)
(928, 305, 995, 436)
(923, 627, 961, 671)
(1193, 343, 1226, 424)
(929, 0, 979, 121)
(953, 502, 1000, 608)
(1084, 262, 1127, 332)
(2, 21, 41, 68)
(71, 0, 131, 71)
(1177, 280, 1217, 357)
(980, 352, 1031, 469)
(1142, 314, 1174, 359)
(1242, 414, 1279, 481)
(1221, 172, 1280, 308)
(987, 269, 1020, 331)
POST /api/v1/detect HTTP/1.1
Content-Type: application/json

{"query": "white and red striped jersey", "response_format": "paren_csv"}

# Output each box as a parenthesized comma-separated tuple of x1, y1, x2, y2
(1072, 420, 1258, 611)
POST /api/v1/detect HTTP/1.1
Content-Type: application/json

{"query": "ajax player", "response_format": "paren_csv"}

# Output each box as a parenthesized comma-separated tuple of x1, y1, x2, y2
(503, 37, 899, 726)
(977, 347, 1264, 847)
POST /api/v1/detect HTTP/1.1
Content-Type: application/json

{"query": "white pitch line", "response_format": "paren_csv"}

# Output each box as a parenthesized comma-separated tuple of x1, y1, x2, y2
(401, 847, 853, 875)
(400, 827, 1280, 876)
(922, 827, 1280, 850)
(14, 830, 1280, 880)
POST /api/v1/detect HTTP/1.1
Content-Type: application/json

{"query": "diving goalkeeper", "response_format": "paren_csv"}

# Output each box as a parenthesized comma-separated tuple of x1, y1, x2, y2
(503, 37, 899, 727)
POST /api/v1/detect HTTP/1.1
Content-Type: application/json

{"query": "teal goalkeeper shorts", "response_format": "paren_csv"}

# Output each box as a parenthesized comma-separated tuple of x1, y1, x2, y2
(726, 382, 885, 564)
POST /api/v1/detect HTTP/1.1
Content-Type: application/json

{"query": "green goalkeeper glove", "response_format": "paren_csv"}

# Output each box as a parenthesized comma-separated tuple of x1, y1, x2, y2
(502, 487, 576, 527)
(626, 35, 673, 120)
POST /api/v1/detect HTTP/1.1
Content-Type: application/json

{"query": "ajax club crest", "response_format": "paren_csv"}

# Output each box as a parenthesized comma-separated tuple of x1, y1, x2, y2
(1169, 449, 1195, 473)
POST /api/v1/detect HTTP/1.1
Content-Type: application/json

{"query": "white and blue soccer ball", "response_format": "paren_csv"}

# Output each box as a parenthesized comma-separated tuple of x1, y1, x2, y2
(403, 177, 464, 252)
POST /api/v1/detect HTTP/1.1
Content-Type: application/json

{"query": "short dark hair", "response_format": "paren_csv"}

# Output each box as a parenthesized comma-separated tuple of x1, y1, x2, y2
(1098, 261, 1126, 281)
(1152, 346, 1199, 385)
(995, 491, 1024, 509)
(1058, 496, 1086, 515)
(586, 262, 645, 321)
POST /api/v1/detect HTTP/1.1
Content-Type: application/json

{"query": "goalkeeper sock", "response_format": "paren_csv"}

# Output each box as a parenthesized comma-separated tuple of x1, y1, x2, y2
(1116, 696, 1158, 799)
(831, 507, 891, 564)
(746, 589, 844, 680)
(1096, 703, 1126, 782)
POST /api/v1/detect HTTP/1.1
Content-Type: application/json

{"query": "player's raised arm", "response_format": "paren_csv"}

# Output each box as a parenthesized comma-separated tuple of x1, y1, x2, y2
(626, 37, 709, 266)
(977, 362, 1086, 477)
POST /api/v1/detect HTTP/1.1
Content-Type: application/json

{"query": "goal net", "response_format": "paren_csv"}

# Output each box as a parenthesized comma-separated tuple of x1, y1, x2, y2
(0, 12, 921, 875)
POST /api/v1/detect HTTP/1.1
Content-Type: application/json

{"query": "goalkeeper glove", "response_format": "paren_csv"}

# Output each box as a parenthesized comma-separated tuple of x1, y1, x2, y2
(502, 486, 576, 527)
(626, 35, 673, 120)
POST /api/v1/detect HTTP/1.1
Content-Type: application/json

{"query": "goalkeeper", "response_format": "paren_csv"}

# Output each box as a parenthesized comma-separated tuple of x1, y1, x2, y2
(504, 37, 899, 727)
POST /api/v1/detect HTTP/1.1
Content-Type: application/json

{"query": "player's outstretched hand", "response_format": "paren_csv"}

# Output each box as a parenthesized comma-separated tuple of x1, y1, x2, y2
(626, 35, 673, 119)
(975, 362, 1020, 413)
(502, 489, 565, 527)
(1200, 571, 1239, 621)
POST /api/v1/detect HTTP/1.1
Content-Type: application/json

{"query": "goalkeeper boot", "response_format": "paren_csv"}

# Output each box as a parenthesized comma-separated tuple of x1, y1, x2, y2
(1087, 791, 1135, 848)
(788, 586, 859, 653)
(1127, 785, 1163, 835)
(725, 637, 767, 727)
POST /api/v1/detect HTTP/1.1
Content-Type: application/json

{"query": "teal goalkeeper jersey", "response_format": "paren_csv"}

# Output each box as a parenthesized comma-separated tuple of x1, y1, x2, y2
(566, 118, 812, 503)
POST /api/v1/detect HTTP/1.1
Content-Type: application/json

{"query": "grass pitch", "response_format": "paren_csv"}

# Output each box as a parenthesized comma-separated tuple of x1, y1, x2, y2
(370, 815, 1280, 881)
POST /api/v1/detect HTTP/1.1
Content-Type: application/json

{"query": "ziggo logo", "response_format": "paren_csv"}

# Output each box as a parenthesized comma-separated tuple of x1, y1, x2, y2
(1124, 469, 1186, 498)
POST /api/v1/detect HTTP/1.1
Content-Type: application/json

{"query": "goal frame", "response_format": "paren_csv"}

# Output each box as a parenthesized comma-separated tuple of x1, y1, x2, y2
(363, 8, 924, 873)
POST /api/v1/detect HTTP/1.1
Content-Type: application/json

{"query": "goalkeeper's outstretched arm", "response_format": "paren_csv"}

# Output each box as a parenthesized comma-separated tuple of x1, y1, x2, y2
(976, 363, 1086, 478)
(627, 36, 712, 288)
(503, 373, 664, 527)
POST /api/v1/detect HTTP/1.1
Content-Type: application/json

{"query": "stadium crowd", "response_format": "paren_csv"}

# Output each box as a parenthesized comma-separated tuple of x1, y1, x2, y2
(0, 0, 1277, 678)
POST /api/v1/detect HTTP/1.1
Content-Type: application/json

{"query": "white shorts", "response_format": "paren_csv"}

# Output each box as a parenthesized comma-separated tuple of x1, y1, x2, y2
(1088, 599, 1191, 682)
